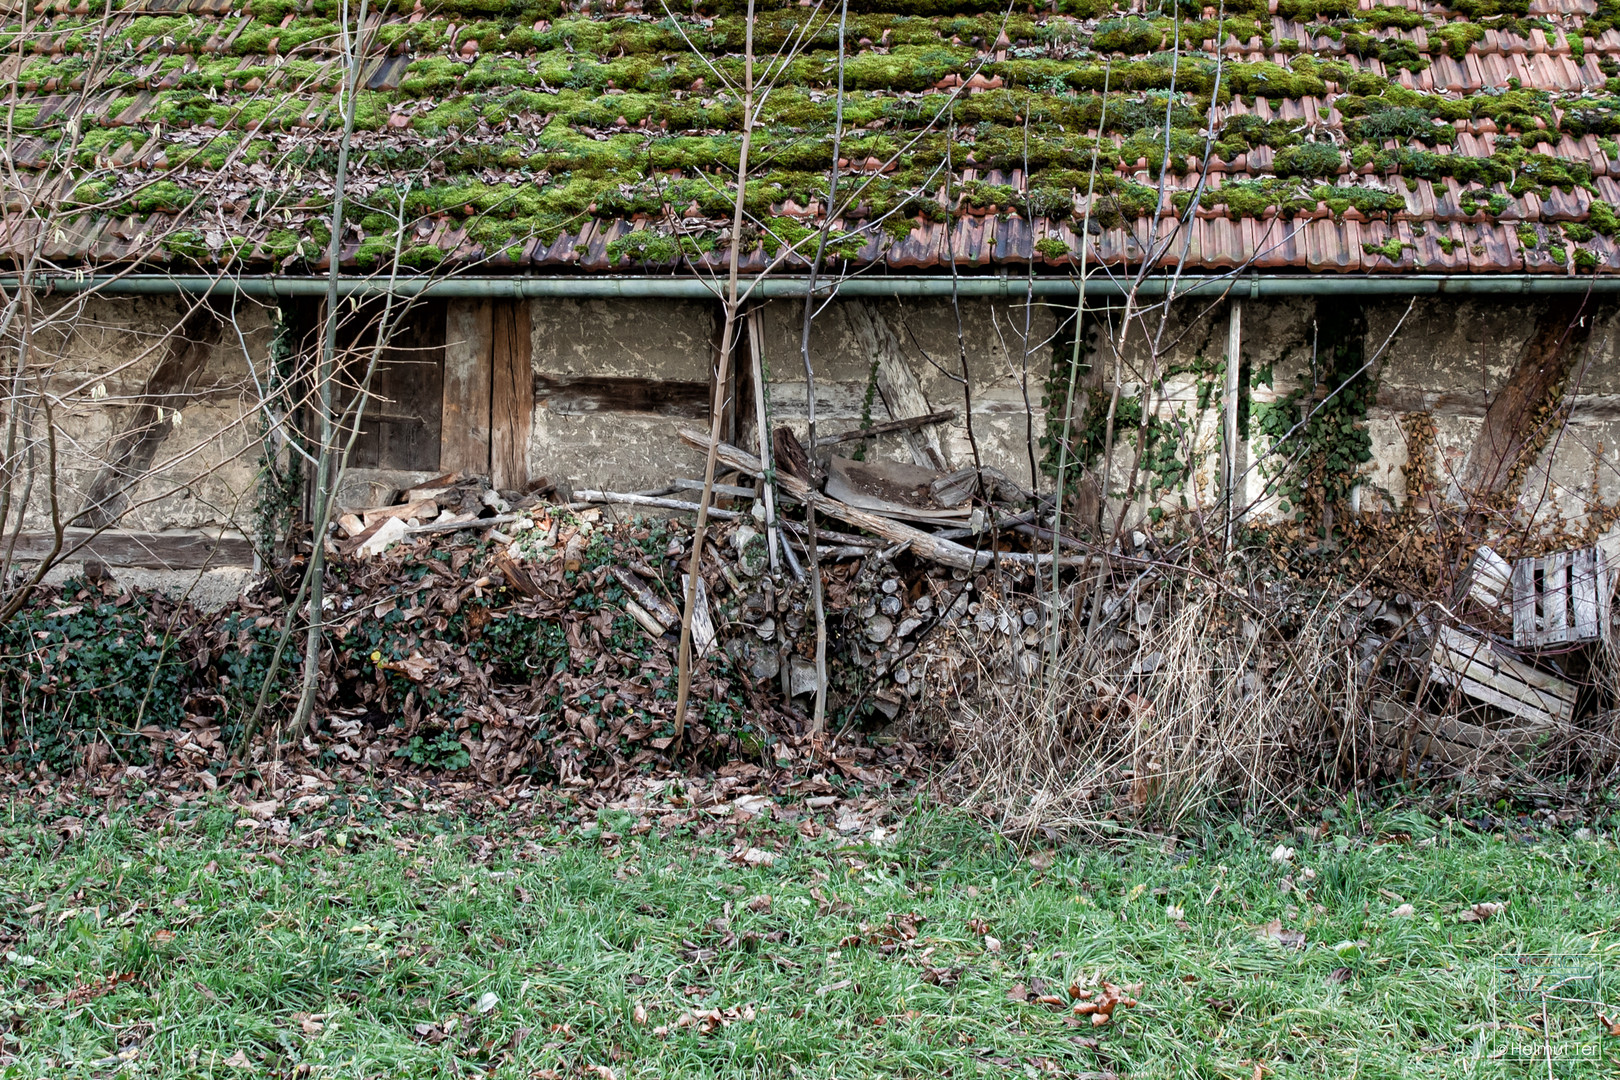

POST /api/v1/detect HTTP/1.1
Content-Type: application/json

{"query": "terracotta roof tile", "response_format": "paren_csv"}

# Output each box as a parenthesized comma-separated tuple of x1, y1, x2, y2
(14, 0, 1620, 276)
(1466, 224, 1523, 273)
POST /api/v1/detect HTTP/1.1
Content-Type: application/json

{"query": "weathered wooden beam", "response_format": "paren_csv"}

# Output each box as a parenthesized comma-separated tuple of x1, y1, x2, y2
(7, 529, 254, 569)
(442, 299, 493, 476)
(1461, 298, 1594, 500)
(533, 373, 709, 417)
(75, 305, 224, 529)
(1222, 297, 1242, 543)
(490, 300, 533, 491)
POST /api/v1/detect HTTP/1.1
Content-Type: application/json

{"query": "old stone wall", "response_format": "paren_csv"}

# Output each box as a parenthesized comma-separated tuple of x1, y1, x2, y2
(14, 290, 1620, 573)
(525, 295, 1058, 496)
(19, 294, 271, 536)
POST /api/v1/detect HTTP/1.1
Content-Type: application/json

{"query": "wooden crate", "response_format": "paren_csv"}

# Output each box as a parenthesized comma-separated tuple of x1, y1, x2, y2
(1371, 699, 1528, 770)
(1510, 546, 1611, 648)
(1429, 625, 1575, 728)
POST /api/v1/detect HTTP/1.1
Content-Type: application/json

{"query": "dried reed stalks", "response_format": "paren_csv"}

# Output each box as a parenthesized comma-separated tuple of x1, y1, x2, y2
(941, 573, 1358, 838)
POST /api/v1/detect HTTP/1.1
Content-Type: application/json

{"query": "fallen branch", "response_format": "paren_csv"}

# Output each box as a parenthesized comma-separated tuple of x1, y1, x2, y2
(673, 478, 757, 499)
(572, 491, 744, 520)
(678, 429, 1087, 572)
(407, 512, 524, 534)
(813, 410, 957, 448)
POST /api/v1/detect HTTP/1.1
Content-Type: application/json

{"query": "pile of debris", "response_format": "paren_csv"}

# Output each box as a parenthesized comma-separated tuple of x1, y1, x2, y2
(323, 459, 1056, 759)
(325, 433, 1620, 805)
(13, 422, 1620, 816)
(1372, 535, 1620, 778)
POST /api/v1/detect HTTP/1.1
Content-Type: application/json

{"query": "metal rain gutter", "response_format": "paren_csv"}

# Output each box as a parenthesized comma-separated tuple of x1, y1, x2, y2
(32, 273, 1620, 300)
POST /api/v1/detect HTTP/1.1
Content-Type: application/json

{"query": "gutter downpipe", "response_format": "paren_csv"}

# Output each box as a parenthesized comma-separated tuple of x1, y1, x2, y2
(26, 273, 1620, 300)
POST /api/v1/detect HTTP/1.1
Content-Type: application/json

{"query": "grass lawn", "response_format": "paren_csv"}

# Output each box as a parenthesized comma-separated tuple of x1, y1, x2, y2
(1, 788, 1618, 1078)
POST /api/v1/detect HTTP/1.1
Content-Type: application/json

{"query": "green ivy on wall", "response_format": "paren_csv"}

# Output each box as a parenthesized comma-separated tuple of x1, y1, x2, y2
(252, 311, 305, 553)
(1251, 303, 1376, 534)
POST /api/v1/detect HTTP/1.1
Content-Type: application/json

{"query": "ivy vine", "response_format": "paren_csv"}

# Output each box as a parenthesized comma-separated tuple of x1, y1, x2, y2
(1251, 303, 1376, 535)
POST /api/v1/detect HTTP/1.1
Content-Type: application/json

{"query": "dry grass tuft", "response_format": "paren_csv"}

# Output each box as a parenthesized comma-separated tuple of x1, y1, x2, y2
(942, 573, 1359, 838)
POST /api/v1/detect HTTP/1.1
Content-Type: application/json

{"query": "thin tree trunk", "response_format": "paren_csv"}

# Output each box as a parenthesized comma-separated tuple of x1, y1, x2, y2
(673, 0, 757, 746)
(289, 0, 369, 740)
(790, 0, 849, 736)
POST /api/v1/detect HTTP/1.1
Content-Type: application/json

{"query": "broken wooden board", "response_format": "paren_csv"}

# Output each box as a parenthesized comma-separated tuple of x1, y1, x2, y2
(7, 529, 255, 569)
(1510, 546, 1610, 647)
(1428, 625, 1574, 727)
(1465, 545, 1512, 613)
(1370, 698, 1544, 770)
(824, 456, 970, 524)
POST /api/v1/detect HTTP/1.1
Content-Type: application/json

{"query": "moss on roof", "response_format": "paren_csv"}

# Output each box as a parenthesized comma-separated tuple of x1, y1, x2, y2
(9, 0, 1620, 272)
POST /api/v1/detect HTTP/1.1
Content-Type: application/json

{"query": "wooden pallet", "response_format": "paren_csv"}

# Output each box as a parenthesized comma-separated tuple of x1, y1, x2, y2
(1510, 546, 1611, 648)
(1428, 625, 1575, 728)
(1371, 698, 1547, 770)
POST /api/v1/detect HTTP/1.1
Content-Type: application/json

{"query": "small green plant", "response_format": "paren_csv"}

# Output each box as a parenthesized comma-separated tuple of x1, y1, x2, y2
(0, 592, 191, 771)
(394, 729, 471, 770)
(1034, 236, 1071, 259)
(854, 357, 881, 462)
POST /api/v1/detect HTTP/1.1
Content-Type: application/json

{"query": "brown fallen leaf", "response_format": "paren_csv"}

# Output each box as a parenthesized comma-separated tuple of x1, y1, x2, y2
(632, 1002, 649, 1025)
(1598, 1010, 1620, 1037)
(1256, 919, 1306, 949)
(1457, 901, 1507, 923)
(381, 653, 438, 682)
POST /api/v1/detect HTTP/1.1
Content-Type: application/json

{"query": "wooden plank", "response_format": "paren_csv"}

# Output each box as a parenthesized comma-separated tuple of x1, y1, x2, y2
(1431, 649, 1572, 720)
(1571, 547, 1599, 640)
(1511, 558, 1536, 646)
(1544, 550, 1570, 642)
(1372, 710, 1542, 769)
(1435, 625, 1576, 700)
(1430, 627, 1574, 726)
(533, 374, 709, 417)
(490, 299, 532, 491)
(6, 529, 254, 569)
(1466, 545, 1512, 612)
(442, 299, 492, 476)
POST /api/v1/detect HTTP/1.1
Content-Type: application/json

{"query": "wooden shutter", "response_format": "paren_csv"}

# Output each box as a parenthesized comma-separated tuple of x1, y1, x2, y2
(343, 299, 445, 473)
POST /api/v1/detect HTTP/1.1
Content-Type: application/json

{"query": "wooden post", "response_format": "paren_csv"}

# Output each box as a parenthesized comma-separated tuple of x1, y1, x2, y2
(1222, 297, 1243, 545)
(442, 299, 492, 477)
(490, 300, 532, 491)
(745, 306, 780, 571)
(442, 299, 531, 488)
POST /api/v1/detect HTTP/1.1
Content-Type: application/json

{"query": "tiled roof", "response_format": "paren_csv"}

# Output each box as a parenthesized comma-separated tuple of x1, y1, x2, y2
(7, 0, 1620, 275)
